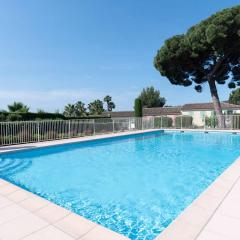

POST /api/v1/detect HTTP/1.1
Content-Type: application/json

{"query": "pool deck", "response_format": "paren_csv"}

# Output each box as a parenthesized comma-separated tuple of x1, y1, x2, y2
(0, 129, 240, 239)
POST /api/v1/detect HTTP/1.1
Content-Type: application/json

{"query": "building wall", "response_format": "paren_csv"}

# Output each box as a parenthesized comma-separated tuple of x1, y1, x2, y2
(182, 109, 240, 127)
(182, 110, 212, 127)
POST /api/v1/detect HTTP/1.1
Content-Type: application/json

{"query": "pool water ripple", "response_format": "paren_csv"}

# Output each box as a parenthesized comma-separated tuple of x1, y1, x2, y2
(1, 131, 240, 239)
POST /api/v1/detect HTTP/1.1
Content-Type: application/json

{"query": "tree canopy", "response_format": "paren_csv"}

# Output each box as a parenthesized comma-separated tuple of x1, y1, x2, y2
(154, 5, 240, 127)
(138, 86, 166, 108)
(229, 88, 240, 105)
(134, 98, 142, 117)
(154, 6, 240, 90)
(88, 100, 104, 115)
(8, 102, 30, 113)
(104, 95, 116, 111)
(75, 101, 87, 116)
(63, 104, 77, 117)
(63, 96, 114, 117)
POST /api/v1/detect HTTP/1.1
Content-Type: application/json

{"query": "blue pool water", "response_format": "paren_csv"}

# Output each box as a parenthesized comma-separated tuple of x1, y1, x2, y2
(1, 131, 240, 239)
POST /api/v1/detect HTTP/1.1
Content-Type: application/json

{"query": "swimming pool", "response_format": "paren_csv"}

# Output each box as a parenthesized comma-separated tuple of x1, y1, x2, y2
(0, 130, 240, 240)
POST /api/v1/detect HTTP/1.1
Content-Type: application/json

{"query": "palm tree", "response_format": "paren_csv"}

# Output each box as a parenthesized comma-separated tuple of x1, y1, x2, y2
(103, 95, 116, 111)
(88, 100, 104, 115)
(63, 104, 77, 117)
(8, 102, 29, 113)
(75, 101, 87, 116)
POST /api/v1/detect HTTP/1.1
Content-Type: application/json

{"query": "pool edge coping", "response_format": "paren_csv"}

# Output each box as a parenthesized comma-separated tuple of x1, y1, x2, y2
(0, 178, 130, 239)
(155, 155, 240, 240)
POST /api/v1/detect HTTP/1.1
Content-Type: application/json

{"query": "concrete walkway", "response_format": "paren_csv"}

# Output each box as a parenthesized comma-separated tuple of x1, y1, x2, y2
(0, 178, 129, 240)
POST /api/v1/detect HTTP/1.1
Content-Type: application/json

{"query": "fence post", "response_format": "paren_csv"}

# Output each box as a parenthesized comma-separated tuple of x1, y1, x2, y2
(181, 116, 183, 130)
(93, 119, 96, 135)
(129, 117, 131, 131)
(112, 119, 115, 132)
(68, 120, 71, 138)
(37, 121, 40, 142)
(204, 115, 206, 130)
(161, 116, 163, 129)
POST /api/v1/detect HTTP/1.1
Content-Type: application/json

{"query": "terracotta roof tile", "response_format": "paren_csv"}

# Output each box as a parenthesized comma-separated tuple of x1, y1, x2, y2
(182, 102, 240, 111)
(143, 107, 182, 116)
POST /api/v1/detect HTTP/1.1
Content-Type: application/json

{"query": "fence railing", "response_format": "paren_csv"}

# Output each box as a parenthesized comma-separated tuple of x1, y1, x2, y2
(1, 115, 240, 146)
(154, 115, 240, 130)
(0, 117, 155, 146)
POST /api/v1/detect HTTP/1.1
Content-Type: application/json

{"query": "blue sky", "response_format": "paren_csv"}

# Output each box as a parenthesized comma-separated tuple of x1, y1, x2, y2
(0, 0, 239, 112)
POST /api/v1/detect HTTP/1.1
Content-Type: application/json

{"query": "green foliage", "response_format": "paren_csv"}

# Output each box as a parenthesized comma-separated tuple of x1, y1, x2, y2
(75, 101, 87, 116)
(0, 113, 7, 121)
(8, 102, 30, 113)
(0, 111, 109, 122)
(175, 116, 193, 128)
(154, 116, 173, 128)
(104, 95, 115, 111)
(229, 88, 240, 105)
(7, 113, 23, 121)
(154, 6, 240, 117)
(63, 104, 77, 117)
(88, 100, 104, 115)
(63, 101, 87, 117)
(138, 86, 166, 107)
(134, 98, 142, 117)
(154, 6, 240, 89)
(232, 115, 240, 129)
(205, 116, 218, 128)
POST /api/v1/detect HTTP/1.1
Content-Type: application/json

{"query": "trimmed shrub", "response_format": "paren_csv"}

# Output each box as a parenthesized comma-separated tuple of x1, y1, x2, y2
(232, 115, 240, 129)
(7, 113, 23, 122)
(205, 116, 218, 128)
(0, 113, 7, 121)
(134, 98, 142, 117)
(175, 116, 193, 128)
(0, 111, 110, 122)
(154, 116, 173, 128)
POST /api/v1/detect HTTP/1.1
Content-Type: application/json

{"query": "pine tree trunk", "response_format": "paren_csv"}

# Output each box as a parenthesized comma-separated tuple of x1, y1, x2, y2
(208, 79, 225, 129)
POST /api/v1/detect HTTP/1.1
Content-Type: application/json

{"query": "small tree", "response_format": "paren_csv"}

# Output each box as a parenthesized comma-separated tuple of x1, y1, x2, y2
(104, 95, 116, 111)
(88, 100, 104, 115)
(8, 102, 29, 113)
(229, 88, 240, 105)
(154, 6, 240, 128)
(134, 98, 142, 117)
(63, 104, 77, 117)
(75, 101, 87, 116)
(138, 86, 166, 108)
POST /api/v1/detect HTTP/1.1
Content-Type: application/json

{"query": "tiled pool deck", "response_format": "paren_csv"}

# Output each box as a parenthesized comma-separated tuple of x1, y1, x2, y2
(0, 129, 240, 239)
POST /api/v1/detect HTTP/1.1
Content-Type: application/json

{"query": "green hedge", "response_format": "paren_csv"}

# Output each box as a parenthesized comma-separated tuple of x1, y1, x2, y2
(232, 115, 240, 129)
(175, 116, 193, 128)
(205, 116, 218, 128)
(154, 116, 173, 128)
(0, 112, 110, 122)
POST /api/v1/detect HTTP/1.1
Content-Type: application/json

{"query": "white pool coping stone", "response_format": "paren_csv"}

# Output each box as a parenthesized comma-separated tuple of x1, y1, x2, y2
(156, 129, 240, 240)
(0, 128, 240, 239)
